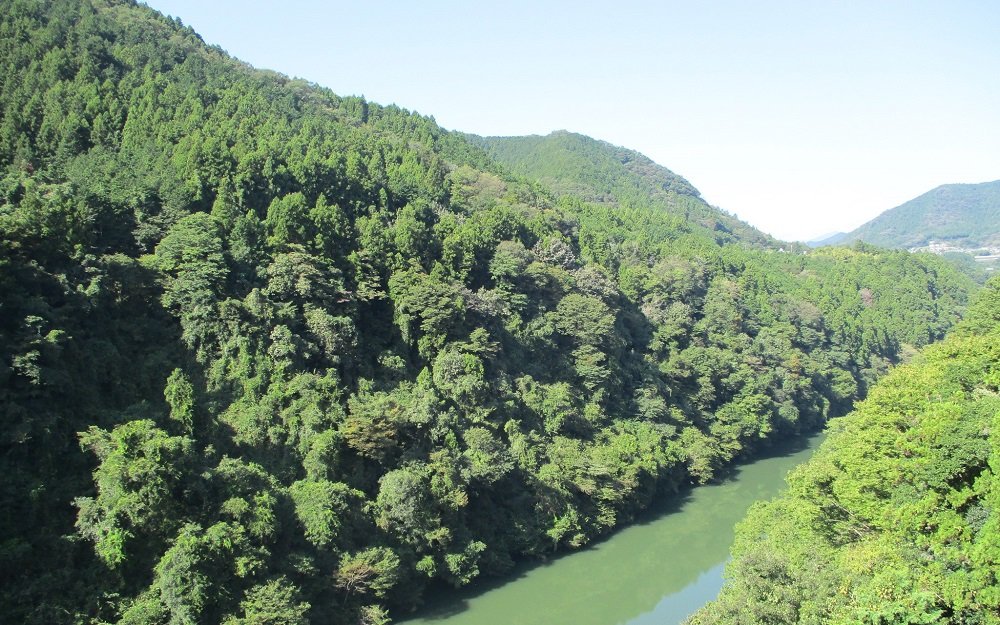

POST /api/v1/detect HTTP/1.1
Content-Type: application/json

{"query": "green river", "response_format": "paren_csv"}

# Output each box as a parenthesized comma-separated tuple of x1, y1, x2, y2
(397, 432, 824, 625)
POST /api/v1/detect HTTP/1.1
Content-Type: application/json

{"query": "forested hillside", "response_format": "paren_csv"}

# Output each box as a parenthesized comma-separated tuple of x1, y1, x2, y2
(470, 131, 778, 248)
(688, 277, 1000, 624)
(0, 1, 980, 624)
(839, 180, 1000, 250)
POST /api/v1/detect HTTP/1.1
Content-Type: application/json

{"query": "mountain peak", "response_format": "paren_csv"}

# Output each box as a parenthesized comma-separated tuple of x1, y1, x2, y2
(840, 180, 1000, 250)
(465, 131, 788, 248)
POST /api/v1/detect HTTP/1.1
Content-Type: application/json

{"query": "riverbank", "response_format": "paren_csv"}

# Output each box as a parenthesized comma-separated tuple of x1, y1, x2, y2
(396, 431, 825, 625)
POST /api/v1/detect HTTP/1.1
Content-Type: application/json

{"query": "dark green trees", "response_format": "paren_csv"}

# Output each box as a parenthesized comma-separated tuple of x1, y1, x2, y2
(0, 1, 982, 624)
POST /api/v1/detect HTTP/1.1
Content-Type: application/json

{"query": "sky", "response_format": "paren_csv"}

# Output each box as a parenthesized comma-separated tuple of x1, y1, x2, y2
(146, 1, 1000, 242)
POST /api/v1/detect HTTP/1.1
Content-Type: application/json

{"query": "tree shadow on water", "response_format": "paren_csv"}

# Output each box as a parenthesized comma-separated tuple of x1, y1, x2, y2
(394, 429, 824, 623)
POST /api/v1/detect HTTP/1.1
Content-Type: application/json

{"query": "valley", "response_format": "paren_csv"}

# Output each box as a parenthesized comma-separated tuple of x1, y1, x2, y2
(0, 2, 996, 625)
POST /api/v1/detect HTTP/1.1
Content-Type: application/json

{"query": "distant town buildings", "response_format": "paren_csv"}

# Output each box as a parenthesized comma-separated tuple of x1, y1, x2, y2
(907, 240, 1000, 270)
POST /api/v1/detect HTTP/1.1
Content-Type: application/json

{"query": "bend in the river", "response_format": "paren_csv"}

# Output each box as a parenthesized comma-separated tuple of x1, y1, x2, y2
(397, 432, 825, 625)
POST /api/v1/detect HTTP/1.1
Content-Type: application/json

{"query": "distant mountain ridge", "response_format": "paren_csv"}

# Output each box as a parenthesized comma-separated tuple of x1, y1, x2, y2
(467, 131, 782, 249)
(806, 231, 848, 247)
(837, 180, 1000, 250)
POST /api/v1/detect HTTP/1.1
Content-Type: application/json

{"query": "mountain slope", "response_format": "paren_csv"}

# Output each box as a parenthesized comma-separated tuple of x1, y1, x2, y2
(687, 278, 1000, 624)
(469, 131, 781, 249)
(806, 231, 847, 247)
(0, 2, 979, 624)
(841, 180, 1000, 250)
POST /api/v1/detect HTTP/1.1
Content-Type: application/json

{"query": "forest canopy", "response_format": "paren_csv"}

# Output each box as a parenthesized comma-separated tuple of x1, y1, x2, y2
(0, 1, 982, 624)
(687, 277, 1000, 625)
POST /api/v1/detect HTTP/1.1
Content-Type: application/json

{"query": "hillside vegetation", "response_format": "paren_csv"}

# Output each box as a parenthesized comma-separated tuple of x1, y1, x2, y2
(471, 131, 778, 249)
(688, 278, 1000, 625)
(839, 180, 1000, 250)
(0, 1, 980, 624)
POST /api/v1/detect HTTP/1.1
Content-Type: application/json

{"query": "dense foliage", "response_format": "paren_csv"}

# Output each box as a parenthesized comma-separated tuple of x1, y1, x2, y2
(469, 130, 779, 249)
(0, 1, 980, 624)
(688, 278, 1000, 625)
(839, 180, 1000, 250)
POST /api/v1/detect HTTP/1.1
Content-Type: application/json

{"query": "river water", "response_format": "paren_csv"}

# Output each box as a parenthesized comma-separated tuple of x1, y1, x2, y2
(397, 431, 824, 625)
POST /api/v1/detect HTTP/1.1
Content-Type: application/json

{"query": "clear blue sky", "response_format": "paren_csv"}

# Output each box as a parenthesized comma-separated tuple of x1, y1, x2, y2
(146, 1, 1000, 242)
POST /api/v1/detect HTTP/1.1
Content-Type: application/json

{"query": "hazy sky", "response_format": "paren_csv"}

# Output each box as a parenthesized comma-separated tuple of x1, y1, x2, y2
(146, 1, 1000, 242)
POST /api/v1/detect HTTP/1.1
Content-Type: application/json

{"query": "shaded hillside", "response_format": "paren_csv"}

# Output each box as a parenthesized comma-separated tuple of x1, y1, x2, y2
(687, 277, 1000, 624)
(841, 180, 1000, 250)
(469, 131, 781, 249)
(0, 1, 978, 624)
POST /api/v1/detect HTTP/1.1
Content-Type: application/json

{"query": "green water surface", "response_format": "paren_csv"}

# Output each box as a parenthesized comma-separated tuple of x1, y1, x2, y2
(397, 432, 824, 625)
